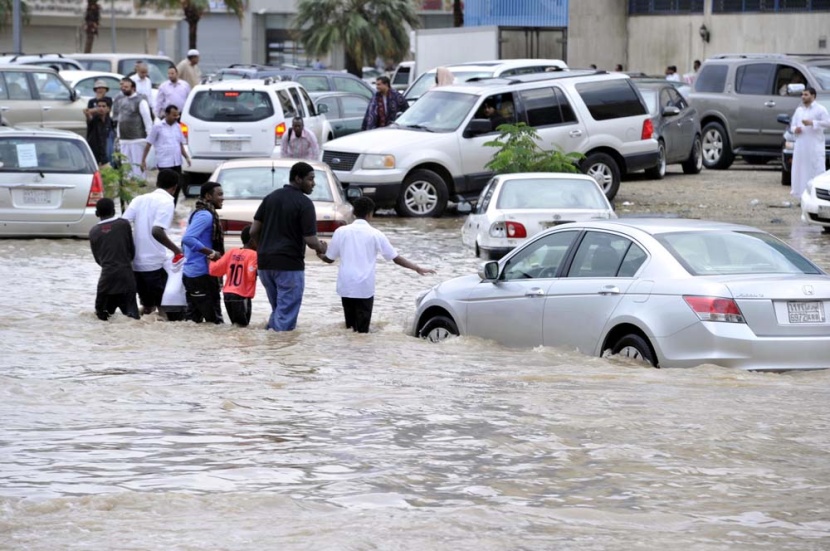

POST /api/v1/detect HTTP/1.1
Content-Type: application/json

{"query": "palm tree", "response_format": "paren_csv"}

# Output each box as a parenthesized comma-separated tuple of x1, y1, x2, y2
(83, 0, 100, 53)
(139, 0, 246, 50)
(453, 0, 463, 27)
(0, 0, 28, 31)
(294, 0, 420, 78)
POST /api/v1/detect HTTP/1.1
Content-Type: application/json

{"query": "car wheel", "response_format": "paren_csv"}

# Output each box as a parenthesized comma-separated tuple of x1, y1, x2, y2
(418, 314, 459, 343)
(682, 135, 703, 174)
(610, 334, 657, 367)
(781, 169, 791, 186)
(644, 140, 666, 180)
(396, 169, 449, 218)
(581, 152, 621, 201)
(701, 121, 734, 170)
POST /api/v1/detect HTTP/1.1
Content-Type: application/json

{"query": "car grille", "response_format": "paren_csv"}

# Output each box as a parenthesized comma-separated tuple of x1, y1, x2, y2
(323, 151, 359, 172)
(816, 188, 830, 202)
(808, 213, 830, 223)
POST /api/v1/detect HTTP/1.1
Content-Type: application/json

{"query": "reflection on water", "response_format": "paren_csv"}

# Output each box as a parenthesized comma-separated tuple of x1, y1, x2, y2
(1, 217, 830, 549)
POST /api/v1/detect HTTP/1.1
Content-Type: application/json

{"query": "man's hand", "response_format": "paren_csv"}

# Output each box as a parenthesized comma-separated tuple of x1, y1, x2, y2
(185, 157, 192, 167)
(416, 266, 436, 276)
(795, 127, 803, 135)
(140, 161, 147, 172)
(317, 240, 327, 255)
(803, 118, 814, 127)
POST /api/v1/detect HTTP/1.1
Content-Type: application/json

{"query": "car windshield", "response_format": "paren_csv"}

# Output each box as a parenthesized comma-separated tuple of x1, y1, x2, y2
(0, 137, 96, 173)
(118, 59, 175, 88)
(395, 90, 478, 132)
(638, 88, 659, 115)
(216, 167, 333, 201)
(656, 230, 822, 275)
(808, 65, 830, 91)
(405, 70, 493, 100)
(496, 178, 610, 210)
(188, 91, 275, 122)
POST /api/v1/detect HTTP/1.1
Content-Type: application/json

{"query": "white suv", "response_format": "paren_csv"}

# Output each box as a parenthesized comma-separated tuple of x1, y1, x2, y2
(322, 71, 659, 217)
(181, 79, 328, 181)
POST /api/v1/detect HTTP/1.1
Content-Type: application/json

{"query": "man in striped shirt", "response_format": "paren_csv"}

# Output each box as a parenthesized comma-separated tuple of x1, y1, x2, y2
(280, 117, 319, 161)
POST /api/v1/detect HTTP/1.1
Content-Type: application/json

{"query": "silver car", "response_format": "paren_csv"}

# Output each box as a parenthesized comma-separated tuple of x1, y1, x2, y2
(0, 126, 102, 237)
(413, 219, 830, 371)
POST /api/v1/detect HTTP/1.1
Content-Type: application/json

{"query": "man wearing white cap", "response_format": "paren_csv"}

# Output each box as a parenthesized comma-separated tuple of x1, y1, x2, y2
(177, 49, 202, 88)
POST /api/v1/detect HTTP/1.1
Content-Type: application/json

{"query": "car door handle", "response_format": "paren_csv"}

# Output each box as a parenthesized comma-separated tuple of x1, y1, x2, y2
(764, 101, 776, 108)
(569, 130, 583, 137)
(525, 288, 545, 297)
(42, 106, 52, 112)
(598, 285, 620, 295)
(0, 106, 8, 112)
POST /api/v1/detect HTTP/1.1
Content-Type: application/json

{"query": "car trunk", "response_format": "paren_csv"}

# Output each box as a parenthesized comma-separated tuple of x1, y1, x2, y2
(726, 276, 830, 337)
(0, 172, 91, 222)
(498, 209, 611, 239)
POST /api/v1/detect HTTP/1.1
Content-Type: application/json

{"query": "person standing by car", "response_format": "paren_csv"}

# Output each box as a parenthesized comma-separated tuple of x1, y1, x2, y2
(250, 161, 328, 332)
(361, 75, 407, 131)
(89, 198, 140, 321)
(155, 66, 191, 119)
(790, 86, 830, 200)
(130, 62, 153, 103)
(141, 105, 190, 205)
(84, 80, 114, 162)
(182, 182, 225, 324)
(122, 169, 184, 316)
(318, 196, 434, 333)
(112, 77, 152, 181)
(86, 99, 114, 166)
(177, 49, 202, 89)
(280, 116, 319, 160)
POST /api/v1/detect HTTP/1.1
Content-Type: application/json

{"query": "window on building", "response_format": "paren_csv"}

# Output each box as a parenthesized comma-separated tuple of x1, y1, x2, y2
(629, 0, 704, 14)
(713, 0, 829, 12)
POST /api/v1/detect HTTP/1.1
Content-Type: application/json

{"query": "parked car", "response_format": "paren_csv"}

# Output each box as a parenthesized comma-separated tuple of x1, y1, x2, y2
(180, 78, 327, 189)
(0, 53, 83, 71)
(59, 70, 123, 100)
(461, 173, 616, 259)
(630, 76, 692, 98)
(322, 70, 658, 217)
(689, 53, 830, 169)
(70, 54, 175, 90)
(0, 65, 86, 134)
(199, 158, 355, 236)
(360, 67, 384, 86)
(776, 95, 830, 186)
(413, 218, 830, 370)
(390, 61, 415, 92)
(0, 126, 102, 237)
(634, 80, 702, 178)
(313, 92, 370, 140)
(404, 59, 569, 105)
(215, 67, 374, 99)
(799, 169, 830, 232)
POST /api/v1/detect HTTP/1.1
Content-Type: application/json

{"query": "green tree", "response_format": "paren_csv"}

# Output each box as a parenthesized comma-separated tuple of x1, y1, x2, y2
(139, 0, 246, 50)
(294, 0, 420, 78)
(83, 0, 100, 53)
(484, 123, 583, 174)
(0, 0, 29, 31)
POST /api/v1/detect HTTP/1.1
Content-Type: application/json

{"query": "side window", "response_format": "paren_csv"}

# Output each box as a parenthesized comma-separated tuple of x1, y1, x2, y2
(554, 88, 577, 123)
(341, 95, 369, 117)
(520, 87, 563, 127)
(296, 76, 329, 93)
(393, 66, 411, 86)
(334, 76, 368, 95)
(475, 178, 498, 214)
(667, 87, 687, 109)
(5, 72, 33, 100)
(473, 93, 516, 132)
(317, 97, 340, 118)
(659, 89, 673, 109)
(774, 65, 807, 96)
(503, 230, 579, 280)
(89, 60, 113, 72)
(0, 73, 8, 100)
(575, 79, 647, 120)
(299, 87, 316, 116)
(276, 90, 297, 118)
(566, 232, 631, 278)
(288, 87, 307, 117)
(694, 64, 728, 93)
(735, 63, 775, 95)
(32, 72, 71, 100)
(618, 244, 647, 277)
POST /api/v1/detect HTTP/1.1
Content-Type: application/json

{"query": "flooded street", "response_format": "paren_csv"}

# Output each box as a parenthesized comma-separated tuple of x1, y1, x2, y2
(3, 173, 830, 549)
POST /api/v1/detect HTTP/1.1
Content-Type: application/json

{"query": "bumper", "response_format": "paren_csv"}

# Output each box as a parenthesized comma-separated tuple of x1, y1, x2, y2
(185, 146, 281, 175)
(800, 184, 830, 228)
(624, 150, 661, 173)
(0, 209, 98, 238)
(333, 169, 405, 208)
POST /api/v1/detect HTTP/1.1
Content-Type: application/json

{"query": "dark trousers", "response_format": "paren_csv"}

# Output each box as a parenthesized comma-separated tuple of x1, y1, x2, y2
(95, 291, 140, 321)
(183, 274, 224, 324)
(158, 165, 182, 205)
(135, 268, 168, 310)
(341, 296, 374, 333)
(224, 292, 252, 327)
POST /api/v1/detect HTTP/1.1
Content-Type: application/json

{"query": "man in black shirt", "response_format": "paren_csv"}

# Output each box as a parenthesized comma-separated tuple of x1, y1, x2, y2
(251, 161, 327, 331)
(87, 98, 113, 166)
(89, 198, 140, 321)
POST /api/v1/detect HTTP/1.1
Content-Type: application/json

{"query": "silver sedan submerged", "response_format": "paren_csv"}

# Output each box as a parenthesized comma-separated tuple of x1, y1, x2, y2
(414, 219, 830, 370)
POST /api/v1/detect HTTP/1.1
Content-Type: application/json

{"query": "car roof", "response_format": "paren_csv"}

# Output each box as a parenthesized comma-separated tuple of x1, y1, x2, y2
(559, 218, 760, 235)
(216, 158, 333, 171)
(434, 70, 626, 95)
(706, 53, 830, 64)
(0, 125, 85, 139)
(191, 79, 301, 91)
(69, 53, 174, 61)
(495, 172, 599, 182)
(0, 63, 59, 73)
(58, 70, 124, 82)
(428, 59, 567, 71)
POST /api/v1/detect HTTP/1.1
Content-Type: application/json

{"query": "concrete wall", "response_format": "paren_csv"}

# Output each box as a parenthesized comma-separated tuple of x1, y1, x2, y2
(567, 0, 627, 70)
(0, 26, 160, 56)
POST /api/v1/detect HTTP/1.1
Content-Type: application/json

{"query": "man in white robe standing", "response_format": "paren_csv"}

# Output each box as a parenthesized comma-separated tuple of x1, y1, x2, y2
(791, 86, 830, 200)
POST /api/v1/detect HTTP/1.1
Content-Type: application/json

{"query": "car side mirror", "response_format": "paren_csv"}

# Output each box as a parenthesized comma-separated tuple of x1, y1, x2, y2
(661, 105, 681, 117)
(464, 119, 493, 138)
(777, 113, 791, 125)
(317, 103, 329, 114)
(345, 186, 363, 201)
(478, 260, 500, 281)
(787, 83, 805, 95)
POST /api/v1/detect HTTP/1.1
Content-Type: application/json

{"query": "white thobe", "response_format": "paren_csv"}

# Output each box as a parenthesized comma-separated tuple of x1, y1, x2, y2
(790, 102, 830, 199)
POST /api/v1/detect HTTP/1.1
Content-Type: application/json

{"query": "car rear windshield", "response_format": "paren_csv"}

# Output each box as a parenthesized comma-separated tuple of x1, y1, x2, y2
(406, 70, 493, 100)
(496, 178, 609, 210)
(656, 230, 822, 275)
(0, 137, 95, 173)
(575, 79, 647, 120)
(188, 91, 275, 122)
(216, 167, 334, 201)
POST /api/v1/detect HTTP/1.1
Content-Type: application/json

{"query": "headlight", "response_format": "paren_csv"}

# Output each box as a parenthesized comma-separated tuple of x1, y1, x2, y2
(362, 154, 395, 170)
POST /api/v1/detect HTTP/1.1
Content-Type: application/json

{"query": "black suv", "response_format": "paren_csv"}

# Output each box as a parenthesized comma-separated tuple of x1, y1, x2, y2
(214, 65, 373, 99)
(689, 54, 830, 169)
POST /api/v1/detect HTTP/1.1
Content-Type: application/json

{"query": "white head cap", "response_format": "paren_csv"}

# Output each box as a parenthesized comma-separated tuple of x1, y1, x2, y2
(187, 49, 200, 57)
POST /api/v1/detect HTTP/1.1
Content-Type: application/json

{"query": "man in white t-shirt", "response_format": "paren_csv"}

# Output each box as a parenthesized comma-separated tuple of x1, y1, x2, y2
(130, 62, 154, 103)
(122, 169, 184, 315)
(319, 197, 434, 333)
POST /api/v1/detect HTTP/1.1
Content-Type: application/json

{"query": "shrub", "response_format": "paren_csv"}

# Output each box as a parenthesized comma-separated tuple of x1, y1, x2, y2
(484, 122, 584, 174)
(100, 152, 144, 207)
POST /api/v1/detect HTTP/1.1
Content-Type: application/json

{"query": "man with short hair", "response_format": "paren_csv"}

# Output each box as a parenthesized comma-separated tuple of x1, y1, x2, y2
(251, 161, 328, 331)
(130, 62, 153, 102)
(790, 86, 830, 200)
(361, 75, 408, 131)
(141, 105, 190, 205)
(155, 66, 191, 118)
(122, 169, 184, 316)
(89, 198, 140, 321)
(182, 182, 225, 324)
(86, 98, 113, 166)
(280, 116, 319, 160)
(665, 65, 681, 82)
(177, 49, 202, 88)
(112, 77, 153, 181)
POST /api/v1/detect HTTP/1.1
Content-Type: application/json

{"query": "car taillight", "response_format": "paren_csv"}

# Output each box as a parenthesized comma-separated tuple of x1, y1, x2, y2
(489, 221, 527, 239)
(275, 122, 286, 144)
(683, 296, 745, 323)
(317, 219, 345, 234)
(641, 118, 654, 140)
(87, 171, 104, 207)
(180, 122, 188, 142)
(220, 219, 251, 234)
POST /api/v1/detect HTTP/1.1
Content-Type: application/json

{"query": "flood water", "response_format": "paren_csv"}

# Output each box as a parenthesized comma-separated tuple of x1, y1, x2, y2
(2, 213, 830, 550)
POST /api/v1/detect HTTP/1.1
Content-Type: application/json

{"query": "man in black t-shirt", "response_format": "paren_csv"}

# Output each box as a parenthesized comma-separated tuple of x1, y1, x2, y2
(250, 162, 328, 331)
(89, 198, 140, 321)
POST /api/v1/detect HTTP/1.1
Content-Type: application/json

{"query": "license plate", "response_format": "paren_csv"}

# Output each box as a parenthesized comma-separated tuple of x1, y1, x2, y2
(787, 301, 825, 323)
(819, 205, 830, 218)
(220, 141, 242, 152)
(541, 220, 573, 228)
(22, 189, 52, 205)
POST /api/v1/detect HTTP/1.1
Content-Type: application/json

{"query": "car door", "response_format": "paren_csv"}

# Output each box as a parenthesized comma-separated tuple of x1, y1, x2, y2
(29, 71, 85, 134)
(460, 92, 517, 191)
(316, 95, 342, 137)
(734, 62, 777, 149)
(337, 94, 369, 137)
(466, 230, 580, 347)
(543, 231, 647, 355)
(772, 64, 808, 139)
(667, 86, 696, 161)
(0, 70, 38, 127)
(333, 75, 373, 99)
(520, 85, 589, 161)
(291, 85, 325, 144)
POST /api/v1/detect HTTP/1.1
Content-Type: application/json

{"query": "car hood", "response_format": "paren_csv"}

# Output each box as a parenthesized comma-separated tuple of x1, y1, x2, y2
(323, 127, 442, 154)
(429, 274, 482, 302)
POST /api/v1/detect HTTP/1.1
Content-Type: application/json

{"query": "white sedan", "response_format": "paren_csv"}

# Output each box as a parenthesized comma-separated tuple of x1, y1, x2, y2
(58, 70, 124, 100)
(801, 169, 830, 232)
(461, 172, 616, 259)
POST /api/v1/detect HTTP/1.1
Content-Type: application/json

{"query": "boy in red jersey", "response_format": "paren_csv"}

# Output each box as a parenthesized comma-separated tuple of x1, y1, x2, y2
(209, 225, 258, 326)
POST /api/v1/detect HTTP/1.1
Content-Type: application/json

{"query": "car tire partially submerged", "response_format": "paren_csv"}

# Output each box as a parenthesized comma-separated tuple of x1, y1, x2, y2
(418, 314, 459, 343)
(608, 333, 658, 367)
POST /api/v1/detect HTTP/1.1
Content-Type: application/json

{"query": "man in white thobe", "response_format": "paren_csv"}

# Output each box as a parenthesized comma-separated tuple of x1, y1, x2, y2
(790, 86, 830, 200)
(112, 78, 153, 182)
